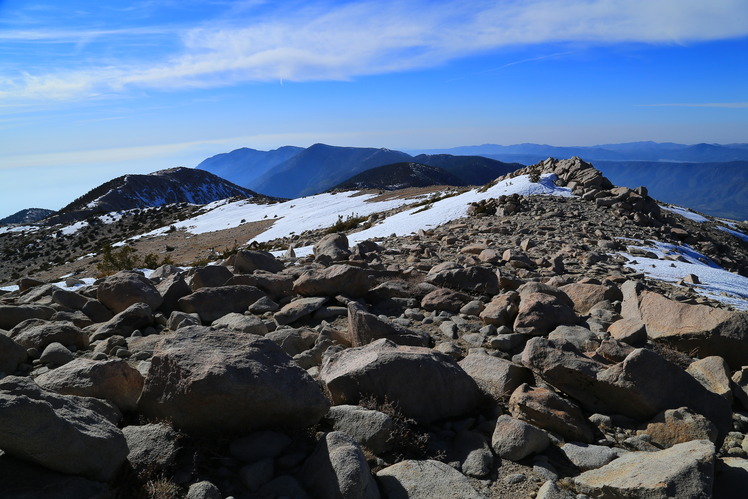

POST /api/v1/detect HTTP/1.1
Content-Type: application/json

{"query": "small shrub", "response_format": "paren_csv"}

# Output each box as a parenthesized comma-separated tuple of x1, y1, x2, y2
(324, 213, 368, 234)
(97, 244, 140, 276)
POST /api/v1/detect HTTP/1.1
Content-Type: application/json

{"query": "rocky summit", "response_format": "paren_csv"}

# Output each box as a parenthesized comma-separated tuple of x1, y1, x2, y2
(1, 157, 748, 498)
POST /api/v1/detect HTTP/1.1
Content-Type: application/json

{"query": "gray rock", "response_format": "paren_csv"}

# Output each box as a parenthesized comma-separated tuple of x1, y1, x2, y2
(167, 310, 201, 330)
(424, 265, 499, 295)
(0, 304, 55, 330)
(249, 295, 280, 314)
(325, 405, 395, 454)
(313, 233, 351, 261)
(458, 351, 533, 405)
(522, 337, 732, 441)
(376, 459, 484, 499)
(38, 342, 74, 366)
(212, 312, 268, 335)
(137, 326, 330, 434)
(421, 287, 470, 313)
(514, 292, 577, 336)
(96, 271, 163, 315)
(687, 356, 733, 402)
(11, 321, 89, 352)
(293, 264, 372, 298)
(265, 328, 318, 357)
(640, 407, 718, 447)
(123, 423, 180, 477)
(509, 383, 595, 443)
(234, 250, 285, 274)
(226, 272, 294, 300)
(36, 358, 144, 412)
(302, 432, 380, 499)
(186, 480, 222, 499)
(178, 285, 266, 323)
(321, 338, 481, 424)
(491, 415, 550, 461)
(274, 297, 328, 325)
(573, 440, 715, 498)
(548, 325, 600, 352)
(561, 442, 623, 471)
(90, 302, 153, 341)
(258, 475, 310, 499)
(0, 333, 27, 374)
(451, 430, 493, 478)
(536, 480, 576, 499)
(188, 265, 233, 290)
(0, 376, 128, 481)
(349, 302, 430, 347)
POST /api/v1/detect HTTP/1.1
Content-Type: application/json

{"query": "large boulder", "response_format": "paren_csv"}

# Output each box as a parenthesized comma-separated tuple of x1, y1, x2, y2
(155, 273, 192, 316)
(234, 250, 285, 274)
(348, 302, 430, 347)
(573, 440, 715, 498)
(226, 272, 294, 300)
(376, 460, 484, 499)
(491, 415, 550, 461)
(479, 292, 519, 327)
(10, 321, 89, 351)
(320, 338, 481, 424)
(425, 265, 499, 295)
(421, 288, 470, 313)
(313, 233, 351, 261)
(513, 293, 577, 335)
(0, 333, 27, 374)
(178, 285, 266, 323)
(96, 271, 163, 314)
(509, 383, 595, 443)
(324, 405, 395, 455)
(137, 326, 330, 433)
(90, 302, 153, 341)
(522, 337, 733, 440)
(559, 282, 622, 315)
(123, 423, 181, 477)
(274, 297, 329, 325)
(621, 281, 748, 368)
(458, 350, 533, 404)
(0, 304, 55, 330)
(293, 264, 372, 298)
(188, 265, 233, 290)
(301, 431, 380, 499)
(0, 376, 128, 481)
(35, 358, 144, 412)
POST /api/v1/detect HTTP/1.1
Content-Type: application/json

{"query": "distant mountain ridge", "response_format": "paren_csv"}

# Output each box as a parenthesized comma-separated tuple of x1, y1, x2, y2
(45, 167, 262, 225)
(413, 141, 748, 165)
(198, 143, 519, 198)
(331, 162, 467, 191)
(196, 146, 304, 188)
(0, 208, 54, 226)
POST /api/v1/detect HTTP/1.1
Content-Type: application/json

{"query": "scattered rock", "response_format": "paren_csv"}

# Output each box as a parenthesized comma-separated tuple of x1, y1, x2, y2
(293, 264, 372, 297)
(491, 415, 551, 461)
(178, 285, 266, 323)
(96, 271, 163, 315)
(376, 459, 484, 499)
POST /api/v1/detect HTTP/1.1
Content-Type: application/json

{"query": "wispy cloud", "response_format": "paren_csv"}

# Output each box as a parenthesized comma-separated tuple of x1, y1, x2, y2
(642, 102, 748, 109)
(2, 0, 748, 101)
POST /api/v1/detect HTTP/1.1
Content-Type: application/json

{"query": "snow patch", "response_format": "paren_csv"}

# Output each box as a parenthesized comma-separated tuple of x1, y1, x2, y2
(619, 239, 748, 311)
(718, 226, 748, 243)
(659, 204, 709, 223)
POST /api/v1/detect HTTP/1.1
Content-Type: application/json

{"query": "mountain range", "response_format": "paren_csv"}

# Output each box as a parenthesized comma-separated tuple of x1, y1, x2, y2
(0, 208, 55, 225)
(414, 141, 748, 165)
(197, 143, 519, 198)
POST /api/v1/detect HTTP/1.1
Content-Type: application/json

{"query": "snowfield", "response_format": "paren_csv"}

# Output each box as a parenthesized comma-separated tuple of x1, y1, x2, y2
(619, 240, 748, 311)
(659, 204, 710, 223)
(270, 174, 573, 257)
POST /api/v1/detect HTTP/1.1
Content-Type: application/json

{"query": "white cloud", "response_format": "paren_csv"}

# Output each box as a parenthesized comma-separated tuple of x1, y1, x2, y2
(2, 0, 748, 100)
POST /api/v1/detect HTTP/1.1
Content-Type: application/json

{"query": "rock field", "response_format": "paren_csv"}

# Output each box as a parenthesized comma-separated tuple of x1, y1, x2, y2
(1, 158, 748, 498)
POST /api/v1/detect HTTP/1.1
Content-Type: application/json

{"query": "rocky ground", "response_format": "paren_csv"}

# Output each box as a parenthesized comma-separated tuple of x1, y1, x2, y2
(1, 158, 748, 498)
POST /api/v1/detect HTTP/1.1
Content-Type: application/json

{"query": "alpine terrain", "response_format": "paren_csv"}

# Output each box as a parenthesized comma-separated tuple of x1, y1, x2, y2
(0, 157, 747, 498)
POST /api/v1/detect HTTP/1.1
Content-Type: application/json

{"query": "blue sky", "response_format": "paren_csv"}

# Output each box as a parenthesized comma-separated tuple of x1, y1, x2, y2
(1, 0, 747, 218)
